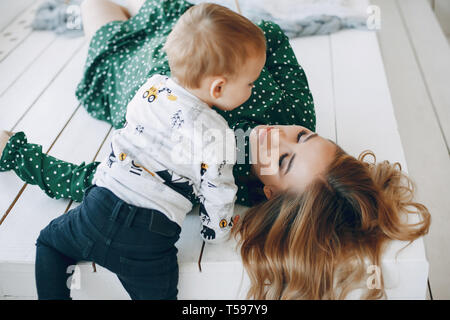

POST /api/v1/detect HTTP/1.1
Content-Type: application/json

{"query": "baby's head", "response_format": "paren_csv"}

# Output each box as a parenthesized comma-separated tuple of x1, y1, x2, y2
(163, 3, 266, 111)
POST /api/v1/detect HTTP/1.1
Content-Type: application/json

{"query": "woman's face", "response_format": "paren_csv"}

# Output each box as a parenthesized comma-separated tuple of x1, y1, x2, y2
(249, 125, 337, 199)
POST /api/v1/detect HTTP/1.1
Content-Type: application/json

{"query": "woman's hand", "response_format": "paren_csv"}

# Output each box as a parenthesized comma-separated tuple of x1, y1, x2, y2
(0, 130, 13, 156)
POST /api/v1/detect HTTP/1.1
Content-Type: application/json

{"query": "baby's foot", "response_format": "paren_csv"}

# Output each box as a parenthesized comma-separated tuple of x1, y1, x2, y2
(0, 130, 14, 156)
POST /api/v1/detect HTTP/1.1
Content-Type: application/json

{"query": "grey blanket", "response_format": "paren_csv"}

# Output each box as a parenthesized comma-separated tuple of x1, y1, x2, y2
(31, 0, 84, 37)
(32, 0, 368, 38)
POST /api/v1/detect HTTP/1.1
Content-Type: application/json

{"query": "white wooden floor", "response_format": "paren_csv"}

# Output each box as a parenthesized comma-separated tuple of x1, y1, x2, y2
(0, 0, 442, 300)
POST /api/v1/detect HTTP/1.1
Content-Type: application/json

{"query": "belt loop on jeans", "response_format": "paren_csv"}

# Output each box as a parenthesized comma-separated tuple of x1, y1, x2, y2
(125, 206, 137, 227)
(83, 184, 95, 199)
(109, 201, 123, 222)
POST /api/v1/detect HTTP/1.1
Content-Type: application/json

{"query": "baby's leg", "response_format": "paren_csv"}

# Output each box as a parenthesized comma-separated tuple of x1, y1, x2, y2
(35, 230, 78, 300)
(81, 0, 130, 42)
(35, 202, 93, 299)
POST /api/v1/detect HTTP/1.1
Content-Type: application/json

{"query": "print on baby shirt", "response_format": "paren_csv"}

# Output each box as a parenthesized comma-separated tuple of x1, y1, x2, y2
(107, 143, 116, 168)
(171, 109, 184, 129)
(142, 83, 178, 104)
(154, 169, 196, 203)
(198, 163, 234, 241)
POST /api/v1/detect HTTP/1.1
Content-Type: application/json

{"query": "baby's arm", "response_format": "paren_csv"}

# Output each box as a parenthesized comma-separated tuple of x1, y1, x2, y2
(0, 131, 98, 202)
(198, 159, 238, 244)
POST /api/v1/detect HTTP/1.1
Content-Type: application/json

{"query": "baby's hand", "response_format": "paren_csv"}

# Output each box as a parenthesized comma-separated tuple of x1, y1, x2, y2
(0, 130, 13, 156)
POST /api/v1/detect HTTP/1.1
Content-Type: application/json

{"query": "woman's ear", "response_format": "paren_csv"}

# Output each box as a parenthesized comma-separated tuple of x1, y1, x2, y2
(263, 185, 274, 200)
(209, 77, 226, 100)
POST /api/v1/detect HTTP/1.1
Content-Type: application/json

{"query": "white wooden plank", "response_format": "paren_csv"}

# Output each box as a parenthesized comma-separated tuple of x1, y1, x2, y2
(0, 0, 35, 32)
(331, 30, 408, 170)
(12, 42, 89, 148)
(372, 0, 450, 299)
(0, 42, 89, 228)
(0, 0, 44, 62)
(290, 35, 336, 141)
(90, 128, 114, 164)
(331, 29, 430, 298)
(175, 208, 204, 268)
(0, 183, 70, 264)
(0, 37, 86, 131)
(0, 31, 56, 96)
(397, 0, 450, 151)
(0, 262, 40, 298)
(46, 110, 110, 163)
(0, 170, 26, 224)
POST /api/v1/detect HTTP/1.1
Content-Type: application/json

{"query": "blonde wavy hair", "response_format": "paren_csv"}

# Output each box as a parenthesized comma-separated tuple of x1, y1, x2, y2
(232, 146, 431, 299)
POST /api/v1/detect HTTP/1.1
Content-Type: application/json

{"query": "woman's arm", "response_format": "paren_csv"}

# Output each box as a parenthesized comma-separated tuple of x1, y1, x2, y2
(259, 20, 316, 131)
(0, 132, 98, 202)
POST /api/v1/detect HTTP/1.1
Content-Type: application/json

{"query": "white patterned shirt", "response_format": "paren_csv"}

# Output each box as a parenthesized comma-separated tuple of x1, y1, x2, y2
(93, 74, 237, 243)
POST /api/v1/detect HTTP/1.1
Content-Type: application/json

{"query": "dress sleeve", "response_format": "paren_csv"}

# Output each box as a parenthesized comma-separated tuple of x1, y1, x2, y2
(258, 20, 316, 131)
(0, 132, 98, 202)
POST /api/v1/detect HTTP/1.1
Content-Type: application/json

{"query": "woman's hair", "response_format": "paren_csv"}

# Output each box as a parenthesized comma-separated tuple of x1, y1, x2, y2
(163, 3, 266, 89)
(232, 146, 431, 299)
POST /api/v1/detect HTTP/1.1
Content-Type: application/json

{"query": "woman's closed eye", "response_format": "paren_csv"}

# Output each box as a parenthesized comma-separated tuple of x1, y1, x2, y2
(297, 130, 307, 142)
(278, 130, 309, 170)
(279, 153, 288, 168)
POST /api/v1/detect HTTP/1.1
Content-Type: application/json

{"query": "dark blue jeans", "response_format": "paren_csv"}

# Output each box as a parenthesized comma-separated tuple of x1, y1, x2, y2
(35, 185, 181, 300)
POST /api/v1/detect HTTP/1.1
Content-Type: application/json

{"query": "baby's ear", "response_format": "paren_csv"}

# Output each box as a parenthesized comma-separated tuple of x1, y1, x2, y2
(209, 77, 226, 99)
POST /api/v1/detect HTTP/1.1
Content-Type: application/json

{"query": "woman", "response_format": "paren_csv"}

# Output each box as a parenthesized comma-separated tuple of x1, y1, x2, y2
(0, 0, 430, 299)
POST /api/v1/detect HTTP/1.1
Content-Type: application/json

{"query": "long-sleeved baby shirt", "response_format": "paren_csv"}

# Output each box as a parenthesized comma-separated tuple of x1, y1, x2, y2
(93, 74, 238, 243)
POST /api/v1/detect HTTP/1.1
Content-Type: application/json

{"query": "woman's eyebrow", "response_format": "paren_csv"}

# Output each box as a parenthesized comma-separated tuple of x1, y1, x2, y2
(304, 133, 318, 143)
(285, 133, 319, 175)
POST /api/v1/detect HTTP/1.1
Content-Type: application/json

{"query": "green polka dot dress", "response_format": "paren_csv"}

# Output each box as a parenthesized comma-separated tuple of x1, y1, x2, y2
(0, 0, 315, 207)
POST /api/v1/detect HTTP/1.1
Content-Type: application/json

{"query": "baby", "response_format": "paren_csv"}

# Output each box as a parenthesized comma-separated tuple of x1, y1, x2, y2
(31, 3, 266, 300)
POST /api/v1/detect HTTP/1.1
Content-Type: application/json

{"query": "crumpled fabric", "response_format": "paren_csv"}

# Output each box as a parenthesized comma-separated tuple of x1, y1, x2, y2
(278, 14, 368, 38)
(31, 0, 84, 37)
(189, 0, 369, 38)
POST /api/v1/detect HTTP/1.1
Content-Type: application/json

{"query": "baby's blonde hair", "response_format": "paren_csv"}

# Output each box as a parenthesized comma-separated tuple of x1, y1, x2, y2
(163, 3, 266, 89)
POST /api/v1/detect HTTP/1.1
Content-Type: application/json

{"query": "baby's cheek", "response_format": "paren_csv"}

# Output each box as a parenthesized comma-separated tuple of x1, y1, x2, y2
(244, 90, 252, 103)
